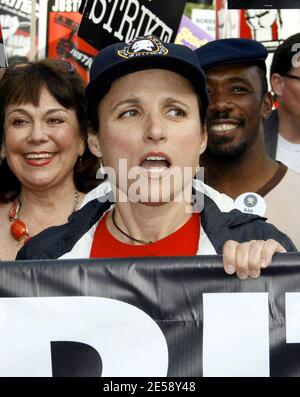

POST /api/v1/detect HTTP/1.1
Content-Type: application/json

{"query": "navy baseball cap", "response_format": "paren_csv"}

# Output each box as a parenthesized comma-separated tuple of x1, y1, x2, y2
(86, 35, 209, 118)
(195, 38, 268, 72)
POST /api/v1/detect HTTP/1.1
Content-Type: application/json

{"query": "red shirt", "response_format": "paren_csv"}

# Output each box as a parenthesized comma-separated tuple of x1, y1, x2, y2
(90, 212, 200, 258)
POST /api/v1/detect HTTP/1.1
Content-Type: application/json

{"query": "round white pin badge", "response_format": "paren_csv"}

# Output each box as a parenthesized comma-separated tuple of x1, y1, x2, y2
(234, 192, 266, 217)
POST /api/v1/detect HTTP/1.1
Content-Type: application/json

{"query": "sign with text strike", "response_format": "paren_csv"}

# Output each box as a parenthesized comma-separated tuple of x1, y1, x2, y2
(77, 0, 186, 50)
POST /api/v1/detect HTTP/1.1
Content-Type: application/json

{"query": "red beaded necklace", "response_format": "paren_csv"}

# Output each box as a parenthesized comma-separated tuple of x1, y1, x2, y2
(8, 190, 80, 244)
(9, 198, 31, 243)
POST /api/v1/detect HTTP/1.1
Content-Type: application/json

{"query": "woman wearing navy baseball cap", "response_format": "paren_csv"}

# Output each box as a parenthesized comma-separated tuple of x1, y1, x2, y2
(17, 35, 296, 278)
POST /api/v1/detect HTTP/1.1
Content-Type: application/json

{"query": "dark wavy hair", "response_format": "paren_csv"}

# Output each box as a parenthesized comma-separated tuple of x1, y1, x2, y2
(0, 58, 99, 203)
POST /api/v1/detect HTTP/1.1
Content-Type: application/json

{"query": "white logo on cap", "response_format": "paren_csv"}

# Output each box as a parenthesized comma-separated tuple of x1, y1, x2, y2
(131, 40, 155, 52)
(118, 35, 169, 59)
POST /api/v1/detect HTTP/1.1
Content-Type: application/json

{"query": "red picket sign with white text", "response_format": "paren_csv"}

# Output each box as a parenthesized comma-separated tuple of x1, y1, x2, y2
(40, 0, 98, 83)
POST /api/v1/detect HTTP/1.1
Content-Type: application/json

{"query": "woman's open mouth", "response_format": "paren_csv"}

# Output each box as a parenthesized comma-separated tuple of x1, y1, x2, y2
(139, 154, 171, 178)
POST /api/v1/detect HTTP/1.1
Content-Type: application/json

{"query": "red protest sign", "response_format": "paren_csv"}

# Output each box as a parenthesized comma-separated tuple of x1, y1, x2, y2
(40, 0, 98, 83)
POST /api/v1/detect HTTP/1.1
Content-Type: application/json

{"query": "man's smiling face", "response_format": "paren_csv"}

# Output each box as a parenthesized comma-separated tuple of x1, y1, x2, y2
(205, 63, 268, 160)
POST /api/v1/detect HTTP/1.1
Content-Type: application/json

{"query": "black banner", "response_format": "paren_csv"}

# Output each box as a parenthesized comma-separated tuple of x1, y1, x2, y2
(228, 0, 300, 8)
(77, 0, 186, 50)
(79, 0, 87, 13)
(1, 254, 300, 376)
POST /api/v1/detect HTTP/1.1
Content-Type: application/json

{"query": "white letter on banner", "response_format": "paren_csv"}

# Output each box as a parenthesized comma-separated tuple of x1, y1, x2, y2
(203, 293, 269, 377)
(285, 293, 300, 343)
(52, 0, 59, 12)
(0, 297, 168, 377)
(144, 14, 162, 37)
(103, 0, 121, 34)
(88, 0, 106, 25)
(114, 0, 140, 42)
(161, 26, 173, 43)
(134, 5, 149, 38)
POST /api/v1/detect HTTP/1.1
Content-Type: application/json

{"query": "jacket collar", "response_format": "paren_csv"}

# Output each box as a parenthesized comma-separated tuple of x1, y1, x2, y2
(66, 187, 263, 257)
(201, 194, 264, 254)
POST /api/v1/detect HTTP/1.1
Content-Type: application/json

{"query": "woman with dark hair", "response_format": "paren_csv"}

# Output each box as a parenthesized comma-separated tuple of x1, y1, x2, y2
(0, 59, 98, 260)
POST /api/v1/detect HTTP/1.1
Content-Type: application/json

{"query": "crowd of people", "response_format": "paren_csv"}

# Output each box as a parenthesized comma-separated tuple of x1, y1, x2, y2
(1, 33, 299, 279)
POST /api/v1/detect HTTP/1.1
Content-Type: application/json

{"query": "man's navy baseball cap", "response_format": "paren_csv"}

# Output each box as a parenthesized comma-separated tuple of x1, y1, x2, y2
(86, 35, 209, 119)
(195, 38, 268, 72)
